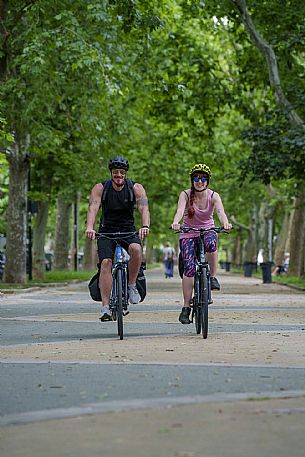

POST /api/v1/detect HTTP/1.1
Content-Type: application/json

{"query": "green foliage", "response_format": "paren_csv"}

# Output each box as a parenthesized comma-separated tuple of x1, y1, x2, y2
(1, 0, 304, 267)
(239, 114, 305, 184)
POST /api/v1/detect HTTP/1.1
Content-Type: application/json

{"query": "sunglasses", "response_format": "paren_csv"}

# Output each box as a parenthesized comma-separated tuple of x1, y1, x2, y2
(112, 169, 127, 176)
(193, 176, 208, 183)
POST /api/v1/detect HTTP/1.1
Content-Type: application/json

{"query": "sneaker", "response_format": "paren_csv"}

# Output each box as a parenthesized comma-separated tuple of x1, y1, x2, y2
(128, 284, 140, 304)
(123, 308, 130, 317)
(179, 306, 191, 324)
(99, 306, 112, 321)
(210, 277, 220, 291)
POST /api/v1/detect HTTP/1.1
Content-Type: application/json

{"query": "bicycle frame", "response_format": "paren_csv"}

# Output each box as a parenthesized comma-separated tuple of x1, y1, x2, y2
(110, 244, 129, 314)
(194, 234, 212, 306)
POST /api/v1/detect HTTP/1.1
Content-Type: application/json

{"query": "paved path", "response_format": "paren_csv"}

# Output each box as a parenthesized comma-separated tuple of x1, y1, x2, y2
(1, 268, 305, 456)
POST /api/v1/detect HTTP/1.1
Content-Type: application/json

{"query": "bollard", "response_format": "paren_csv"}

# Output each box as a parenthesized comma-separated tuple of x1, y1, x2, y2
(260, 262, 273, 283)
(243, 261, 253, 277)
(225, 261, 231, 272)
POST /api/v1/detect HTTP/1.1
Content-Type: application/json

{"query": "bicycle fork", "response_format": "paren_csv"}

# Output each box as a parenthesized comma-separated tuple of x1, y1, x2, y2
(110, 264, 128, 312)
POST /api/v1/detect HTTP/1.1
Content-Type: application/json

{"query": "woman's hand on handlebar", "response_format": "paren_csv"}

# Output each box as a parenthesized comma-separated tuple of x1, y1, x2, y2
(171, 223, 181, 231)
(86, 228, 96, 240)
(223, 222, 233, 231)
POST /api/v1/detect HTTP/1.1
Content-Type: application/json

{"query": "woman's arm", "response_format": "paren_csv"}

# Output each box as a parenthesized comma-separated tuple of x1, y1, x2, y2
(212, 192, 232, 230)
(171, 191, 188, 230)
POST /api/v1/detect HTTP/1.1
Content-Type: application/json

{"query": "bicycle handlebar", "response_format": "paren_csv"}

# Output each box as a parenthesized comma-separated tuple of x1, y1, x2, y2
(96, 231, 138, 240)
(169, 226, 233, 234)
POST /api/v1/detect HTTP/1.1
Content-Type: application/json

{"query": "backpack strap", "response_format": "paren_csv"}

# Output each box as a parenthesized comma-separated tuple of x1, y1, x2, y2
(101, 180, 112, 203)
(126, 178, 135, 204)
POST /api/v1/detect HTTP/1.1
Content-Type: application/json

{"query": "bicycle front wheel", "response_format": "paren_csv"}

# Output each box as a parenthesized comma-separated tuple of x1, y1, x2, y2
(116, 271, 124, 340)
(201, 269, 209, 339)
(193, 279, 201, 334)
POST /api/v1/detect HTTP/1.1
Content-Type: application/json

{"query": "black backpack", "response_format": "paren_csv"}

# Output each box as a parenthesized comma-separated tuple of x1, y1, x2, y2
(88, 262, 147, 302)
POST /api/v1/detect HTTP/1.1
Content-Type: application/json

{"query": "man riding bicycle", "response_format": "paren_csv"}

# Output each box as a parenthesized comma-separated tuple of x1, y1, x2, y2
(86, 156, 150, 321)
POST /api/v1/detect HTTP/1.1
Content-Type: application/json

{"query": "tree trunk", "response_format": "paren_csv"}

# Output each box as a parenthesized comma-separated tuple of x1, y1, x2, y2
(83, 236, 98, 271)
(288, 189, 305, 277)
(233, 207, 257, 263)
(231, 235, 241, 267)
(273, 211, 290, 267)
(4, 139, 29, 283)
(232, 0, 304, 127)
(53, 195, 71, 270)
(32, 200, 49, 280)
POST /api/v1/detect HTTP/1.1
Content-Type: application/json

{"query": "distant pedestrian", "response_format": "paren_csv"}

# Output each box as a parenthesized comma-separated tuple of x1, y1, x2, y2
(272, 252, 290, 276)
(163, 242, 175, 278)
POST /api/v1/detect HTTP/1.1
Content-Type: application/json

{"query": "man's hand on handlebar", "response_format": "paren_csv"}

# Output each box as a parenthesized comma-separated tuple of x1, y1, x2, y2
(139, 227, 150, 240)
(86, 228, 96, 240)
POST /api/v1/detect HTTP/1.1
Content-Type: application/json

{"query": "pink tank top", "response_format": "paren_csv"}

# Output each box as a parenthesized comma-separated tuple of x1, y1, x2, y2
(180, 188, 215, 240)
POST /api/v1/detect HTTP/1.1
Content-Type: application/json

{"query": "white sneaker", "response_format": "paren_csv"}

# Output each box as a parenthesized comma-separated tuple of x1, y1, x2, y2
(99, 306, 112, 321)
(128, 284, 140, 304)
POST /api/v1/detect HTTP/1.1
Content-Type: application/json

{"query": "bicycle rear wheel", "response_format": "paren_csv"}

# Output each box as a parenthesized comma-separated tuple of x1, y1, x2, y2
(201, 269, 209, 339)
(116, 271, 124, 340)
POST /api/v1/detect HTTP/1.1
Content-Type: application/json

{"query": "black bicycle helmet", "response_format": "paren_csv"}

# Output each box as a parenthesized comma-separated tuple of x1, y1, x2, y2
(108, 156, 129, 171)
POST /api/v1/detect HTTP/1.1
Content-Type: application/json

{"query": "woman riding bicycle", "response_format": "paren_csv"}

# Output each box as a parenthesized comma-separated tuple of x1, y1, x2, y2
(86, 156, 150, 321)
(171, 163, 232, 324)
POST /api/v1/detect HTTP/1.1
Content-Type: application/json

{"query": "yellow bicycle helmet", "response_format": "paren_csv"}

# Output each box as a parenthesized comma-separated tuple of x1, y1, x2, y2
(189, 163, 211, 178)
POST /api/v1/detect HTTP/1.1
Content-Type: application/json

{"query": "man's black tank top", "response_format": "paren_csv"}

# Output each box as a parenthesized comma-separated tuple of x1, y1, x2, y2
(99, 181, 135, 231)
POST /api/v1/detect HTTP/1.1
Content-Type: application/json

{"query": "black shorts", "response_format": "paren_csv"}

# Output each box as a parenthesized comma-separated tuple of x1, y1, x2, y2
(97, 231, 141, 262)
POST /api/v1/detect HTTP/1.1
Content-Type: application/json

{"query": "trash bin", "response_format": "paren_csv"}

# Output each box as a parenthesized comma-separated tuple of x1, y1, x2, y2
(243, 261, 253, 277)
(219, 261, 225, 270)
(260, 262, 273, 283)
(225, 261, 231, 272)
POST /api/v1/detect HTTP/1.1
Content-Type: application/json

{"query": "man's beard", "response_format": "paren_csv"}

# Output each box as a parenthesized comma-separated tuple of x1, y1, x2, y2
(113, 179, 125, 188)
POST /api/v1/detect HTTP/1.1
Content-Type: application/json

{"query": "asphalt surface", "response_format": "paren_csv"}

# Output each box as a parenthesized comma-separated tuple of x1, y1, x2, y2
(1, 268, 305, 456)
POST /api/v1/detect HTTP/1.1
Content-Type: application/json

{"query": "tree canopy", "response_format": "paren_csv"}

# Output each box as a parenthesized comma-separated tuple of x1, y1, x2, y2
(1, 0, 304, 280)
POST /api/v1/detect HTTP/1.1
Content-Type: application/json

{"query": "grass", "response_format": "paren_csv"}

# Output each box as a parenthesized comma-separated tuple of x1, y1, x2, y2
(230, 266, 305, 290)
(34, 270, 94, 283)
(272, 275, 305, 289)
(2, 263, 304, 290)
(0, 262, 161, 288)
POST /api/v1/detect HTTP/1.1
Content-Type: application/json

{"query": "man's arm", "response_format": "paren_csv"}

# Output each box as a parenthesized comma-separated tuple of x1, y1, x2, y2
(86, 183, 103, 240)
(134, 183, 150, 240)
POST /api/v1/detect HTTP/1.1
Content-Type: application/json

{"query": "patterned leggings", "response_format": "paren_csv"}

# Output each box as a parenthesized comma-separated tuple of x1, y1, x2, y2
(180, 232, 217, 278)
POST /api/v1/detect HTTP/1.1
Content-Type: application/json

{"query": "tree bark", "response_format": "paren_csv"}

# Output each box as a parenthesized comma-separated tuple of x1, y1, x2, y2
(4, 138, 29, 283)
(0, 0, 8, 79)
(32, 200, 49, 280)
(53, 195, 71, 270)
(232, 207, 257, 263)
(288, 189, 305, 277)
(83, 236, 98, 271)
(273, 211, 290, 267)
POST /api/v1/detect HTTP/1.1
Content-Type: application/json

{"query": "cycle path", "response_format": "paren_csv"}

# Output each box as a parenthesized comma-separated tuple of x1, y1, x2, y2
(1, 268, 305, 456)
